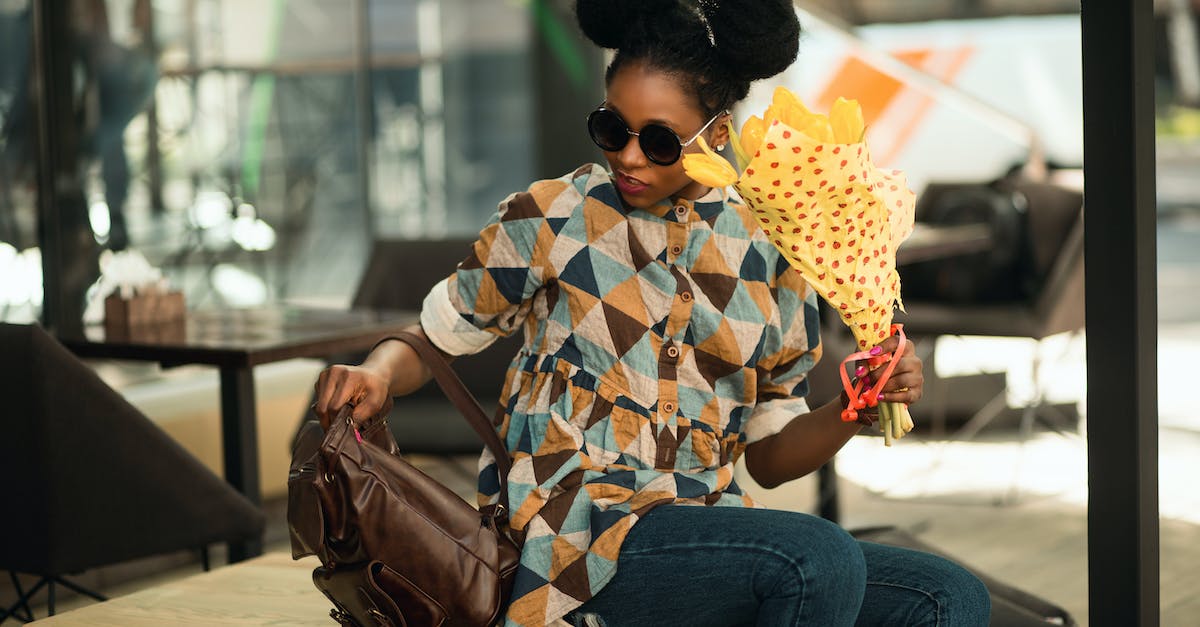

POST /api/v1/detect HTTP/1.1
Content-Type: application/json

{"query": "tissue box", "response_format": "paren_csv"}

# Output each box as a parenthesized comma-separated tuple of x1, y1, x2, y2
(104, 290, 186, 341)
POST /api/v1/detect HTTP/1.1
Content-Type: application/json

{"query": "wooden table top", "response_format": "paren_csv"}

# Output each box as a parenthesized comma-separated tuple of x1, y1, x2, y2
(59, 306, 419, 368)
(33, 553, 331, 626)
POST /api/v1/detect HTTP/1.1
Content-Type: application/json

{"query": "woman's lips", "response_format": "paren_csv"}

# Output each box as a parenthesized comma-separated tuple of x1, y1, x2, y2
(616, 172, 648, 196)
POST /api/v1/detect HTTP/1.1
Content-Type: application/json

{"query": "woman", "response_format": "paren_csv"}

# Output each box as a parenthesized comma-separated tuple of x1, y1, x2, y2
(314, 1, 990, 625)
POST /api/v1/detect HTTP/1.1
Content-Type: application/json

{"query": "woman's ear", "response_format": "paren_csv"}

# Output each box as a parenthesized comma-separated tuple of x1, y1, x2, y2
(710, 115, 732, 150)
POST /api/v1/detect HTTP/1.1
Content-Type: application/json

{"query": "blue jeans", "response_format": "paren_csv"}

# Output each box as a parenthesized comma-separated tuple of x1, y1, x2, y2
(565, 506, 990, 626)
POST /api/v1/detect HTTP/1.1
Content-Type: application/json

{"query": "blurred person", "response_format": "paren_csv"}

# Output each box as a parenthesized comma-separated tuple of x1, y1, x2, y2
(73, 0, 157, 251)
(313, 1, 989, 625)
(0, 0, 156, 251)
(0, 0, 32, 247)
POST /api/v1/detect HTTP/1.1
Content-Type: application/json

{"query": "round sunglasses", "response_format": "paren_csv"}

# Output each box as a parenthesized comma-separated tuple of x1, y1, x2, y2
(586, 105, 729, 166)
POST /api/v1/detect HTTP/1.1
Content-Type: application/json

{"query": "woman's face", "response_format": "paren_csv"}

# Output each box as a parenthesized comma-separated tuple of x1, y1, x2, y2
(600, 61, 729, 210)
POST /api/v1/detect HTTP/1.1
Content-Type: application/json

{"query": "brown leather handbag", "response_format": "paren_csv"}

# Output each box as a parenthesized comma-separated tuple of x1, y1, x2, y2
(288, 331, 520, 627)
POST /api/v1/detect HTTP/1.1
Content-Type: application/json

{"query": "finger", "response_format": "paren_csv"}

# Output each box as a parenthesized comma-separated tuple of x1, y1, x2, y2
(866, 355, 913, 385)
(883, 371, 923, 394)
(351, 385, 385, 422)
(314, 368, 340, 425)
(884, 355, 923, 378)
(327, 372, 361, 421)
(878, 380, 922, 404)
(877, 389, 917, 405)
(872, 335, 899, 356)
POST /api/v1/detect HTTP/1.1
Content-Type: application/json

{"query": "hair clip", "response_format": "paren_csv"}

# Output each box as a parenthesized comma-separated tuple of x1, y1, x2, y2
(694, 4, 717, 47)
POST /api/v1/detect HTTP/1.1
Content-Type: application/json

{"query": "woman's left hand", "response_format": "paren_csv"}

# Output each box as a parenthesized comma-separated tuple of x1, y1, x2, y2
(865, 335, 923, 405)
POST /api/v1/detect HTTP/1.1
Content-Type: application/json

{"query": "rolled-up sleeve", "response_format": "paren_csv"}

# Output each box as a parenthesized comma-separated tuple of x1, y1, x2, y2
(420, 188, 552, 356)
(744, 257, 822, 443)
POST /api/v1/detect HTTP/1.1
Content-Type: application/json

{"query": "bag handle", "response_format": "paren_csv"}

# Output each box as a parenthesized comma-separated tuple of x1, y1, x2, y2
(378, 331, 513, 494)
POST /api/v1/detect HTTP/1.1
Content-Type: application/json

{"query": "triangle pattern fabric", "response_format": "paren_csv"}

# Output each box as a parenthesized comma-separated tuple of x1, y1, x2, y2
(439, 167, 832, 627)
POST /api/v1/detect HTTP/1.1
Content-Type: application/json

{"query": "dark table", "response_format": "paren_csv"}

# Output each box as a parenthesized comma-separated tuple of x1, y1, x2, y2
(898, 222, 993, 265)
(60, 306, 419, 562)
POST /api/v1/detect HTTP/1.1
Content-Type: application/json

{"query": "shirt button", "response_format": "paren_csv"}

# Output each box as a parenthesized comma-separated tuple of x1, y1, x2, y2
(662, 401, 676, 414)
(670, 244, 683, 256)
(674, 205, 688, 217)
(666, 345, 679, 358)
(680, 291, 693, 302)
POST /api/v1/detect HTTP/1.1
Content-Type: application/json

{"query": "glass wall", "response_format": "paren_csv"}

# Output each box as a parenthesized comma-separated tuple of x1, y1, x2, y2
(0, 0, 536, 320)
(0, 0, 38, 322)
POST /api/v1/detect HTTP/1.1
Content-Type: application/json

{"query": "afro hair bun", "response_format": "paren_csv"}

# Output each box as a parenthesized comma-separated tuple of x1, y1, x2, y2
(576, 1, 800, 85)
(575, 0, 679, 50)
(575, 1, 802, 113)
(707, 0, 800, 82)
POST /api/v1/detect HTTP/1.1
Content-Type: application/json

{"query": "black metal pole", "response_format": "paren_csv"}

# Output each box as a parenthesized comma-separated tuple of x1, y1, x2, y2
(219, 365, 263, 562)
(353, 0, 375, 240)
(31, 0, 96, 338)
(1081, 1, 1159, 625)
(144, 0, 165, 215)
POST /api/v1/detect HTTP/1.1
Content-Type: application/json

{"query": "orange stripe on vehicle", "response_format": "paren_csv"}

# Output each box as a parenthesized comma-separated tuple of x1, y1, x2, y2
(815, 50, 933, 127)
(877, 46, 975, 165)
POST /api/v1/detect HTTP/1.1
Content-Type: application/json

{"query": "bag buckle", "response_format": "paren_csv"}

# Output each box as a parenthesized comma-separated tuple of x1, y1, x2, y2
(481, 502, 507, 527)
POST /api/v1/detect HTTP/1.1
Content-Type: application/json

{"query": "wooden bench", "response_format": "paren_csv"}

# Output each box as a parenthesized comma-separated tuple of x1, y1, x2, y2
(33, 553, 331, 625)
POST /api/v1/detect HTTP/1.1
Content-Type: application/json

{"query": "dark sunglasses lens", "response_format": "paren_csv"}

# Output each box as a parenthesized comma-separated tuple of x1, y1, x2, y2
(639, 124, 682, 165)
(588, 110, 629, 152)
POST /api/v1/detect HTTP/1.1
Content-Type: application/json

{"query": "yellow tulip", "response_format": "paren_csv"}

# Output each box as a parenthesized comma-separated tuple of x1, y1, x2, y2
(739, 115, 766, 160)
(794, 113, 835, 143)
(755, 86, 843, 143)
(681, 136, 738, 188)
(830, 97, 866, 144)
(768, 86, 811, 130)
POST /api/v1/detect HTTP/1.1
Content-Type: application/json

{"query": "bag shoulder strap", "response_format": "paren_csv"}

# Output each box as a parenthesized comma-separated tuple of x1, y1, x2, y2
(385, 331, 513, 494)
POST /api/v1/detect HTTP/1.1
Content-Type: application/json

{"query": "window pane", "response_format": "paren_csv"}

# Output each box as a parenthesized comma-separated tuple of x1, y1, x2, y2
(22, 0, 537, 312)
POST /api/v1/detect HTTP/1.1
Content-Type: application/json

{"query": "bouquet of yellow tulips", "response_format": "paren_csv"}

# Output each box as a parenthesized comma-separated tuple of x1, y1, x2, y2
(683, 86, 917, 444)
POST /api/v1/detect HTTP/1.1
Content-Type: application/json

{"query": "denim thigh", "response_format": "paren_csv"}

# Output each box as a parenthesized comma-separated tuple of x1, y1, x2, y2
(854, 541, 991, 627)
(565, 505, 867, 627)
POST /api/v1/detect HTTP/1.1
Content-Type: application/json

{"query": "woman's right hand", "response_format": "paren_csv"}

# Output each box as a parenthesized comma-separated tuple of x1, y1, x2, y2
(313, 364, 393, 429)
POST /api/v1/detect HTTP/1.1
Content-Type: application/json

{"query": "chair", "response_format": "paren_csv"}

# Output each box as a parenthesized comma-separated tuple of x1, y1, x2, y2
(808, 176, 1084, 516)
(895, 177, 1085, 442)
(297, 238, 522, 455)
(0, 323, 265, 621)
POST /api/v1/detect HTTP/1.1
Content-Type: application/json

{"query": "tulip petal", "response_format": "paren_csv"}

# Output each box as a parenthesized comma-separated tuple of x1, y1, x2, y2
(771, 86, 811, 131)
(724, 121, 749, 172)
(682, 136, 738, 187)
(830, 97, 866, 144)
(740, 115, 766, 159)
(795, 113, 834, 143)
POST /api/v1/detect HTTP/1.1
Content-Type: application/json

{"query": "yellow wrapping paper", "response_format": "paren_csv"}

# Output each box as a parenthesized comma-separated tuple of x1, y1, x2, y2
(684, 87, 916, 349)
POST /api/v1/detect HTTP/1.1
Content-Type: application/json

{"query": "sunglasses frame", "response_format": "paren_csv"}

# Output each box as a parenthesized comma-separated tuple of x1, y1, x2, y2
(587, 104, 730, 166)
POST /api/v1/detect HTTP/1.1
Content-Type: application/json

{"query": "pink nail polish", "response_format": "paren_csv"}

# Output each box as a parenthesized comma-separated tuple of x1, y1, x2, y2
(870, 346, 883, 356)
(855, 366, 867, 377)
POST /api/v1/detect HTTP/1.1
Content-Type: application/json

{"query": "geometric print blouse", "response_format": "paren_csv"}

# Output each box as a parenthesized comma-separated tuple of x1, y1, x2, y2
(419, 163, 822, 626)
